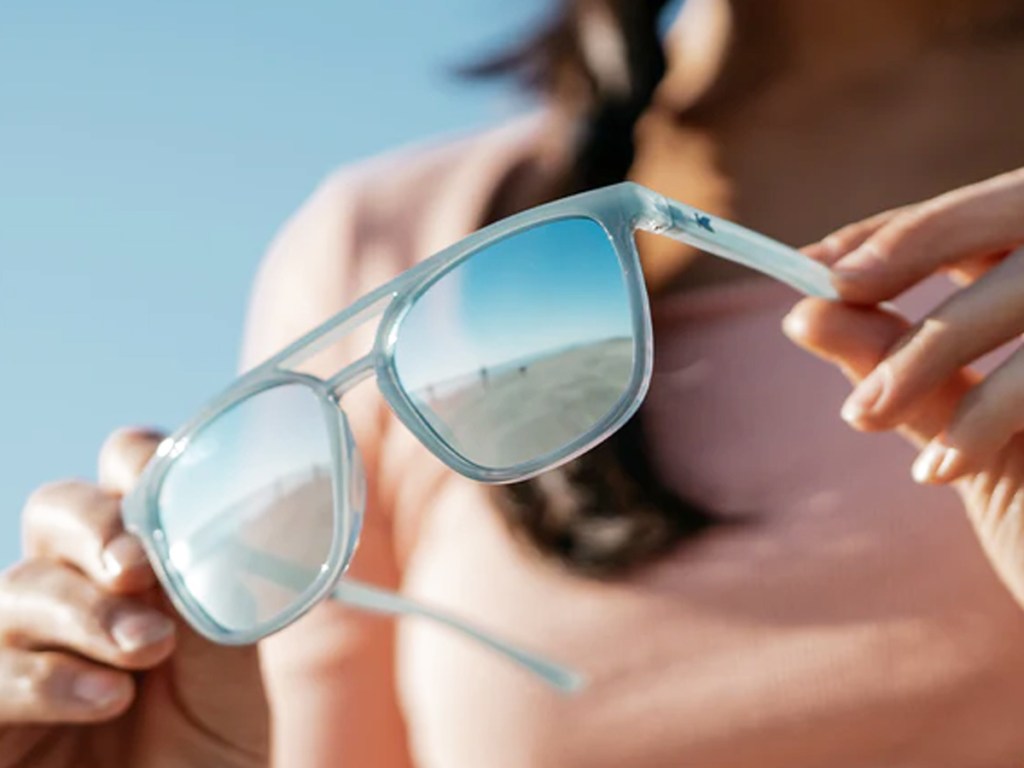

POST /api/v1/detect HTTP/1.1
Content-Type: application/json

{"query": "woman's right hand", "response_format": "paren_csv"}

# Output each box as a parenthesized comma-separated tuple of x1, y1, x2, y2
(0, 428, 270, 768)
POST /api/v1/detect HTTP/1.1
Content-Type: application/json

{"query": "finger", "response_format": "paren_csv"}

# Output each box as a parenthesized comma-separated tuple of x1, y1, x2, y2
(839, 249, 1024, 431)
(931, 344, 1024, 479)
(0, 559, 175, 670)
(98, 426, 166, 495)
(22, 480, 153, 593)
(802, 207, 905, 265)
(830, 168, 1024, 303)
(781, 298, 974, 450)
(0, 649, 134, 723)
(946, 249, 1012, 286)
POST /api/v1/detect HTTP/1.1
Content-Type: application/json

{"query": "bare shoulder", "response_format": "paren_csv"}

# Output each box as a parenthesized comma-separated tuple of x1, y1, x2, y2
(238, 147, 450, 369)
(240, 119, 541, 370)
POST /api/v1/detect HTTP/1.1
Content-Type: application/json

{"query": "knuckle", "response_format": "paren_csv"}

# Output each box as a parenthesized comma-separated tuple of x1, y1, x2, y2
(914, 316, 957, 356)
(902, 198, 952, 238)
(885, 320, 947, 382)
(49, 580, 106, 632)
(829, 222, 866, 247)
(0, 558, 48, 590)
(894, 315, 964, 377)
(0, 560, 100, 628)
(23, 479, 86, 517)
(22, 482, 121, 552)
(873, 206, 946, 264)
(22, 653, 69, 701)
(50, 595, 89, 635)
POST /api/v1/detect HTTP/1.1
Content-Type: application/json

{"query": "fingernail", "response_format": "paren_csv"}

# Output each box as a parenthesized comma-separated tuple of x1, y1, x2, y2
(110, 608, 174, 653)
(819, 235, 844, 263)
(841, 367, 890, 424)
(832, 243, 884, 278)
(781, 308, 804, 340)
(912, 441, 963, 484)
(72, 671, 125, 707)
(102, 532, 148, 577)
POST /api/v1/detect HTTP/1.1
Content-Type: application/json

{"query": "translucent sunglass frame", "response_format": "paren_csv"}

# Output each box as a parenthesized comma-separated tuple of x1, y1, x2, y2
(121, 181, 836, 690)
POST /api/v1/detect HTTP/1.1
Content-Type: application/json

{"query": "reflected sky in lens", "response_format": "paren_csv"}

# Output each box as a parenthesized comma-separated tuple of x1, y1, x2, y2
(155, 383, 339, 631)
(394, 217, 633, 393)
(159, 383, 333, 546)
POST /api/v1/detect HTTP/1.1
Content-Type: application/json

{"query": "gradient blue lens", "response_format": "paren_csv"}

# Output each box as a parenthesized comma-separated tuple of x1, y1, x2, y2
(156, 383, 336, 633)
(392, 217, 636, 470)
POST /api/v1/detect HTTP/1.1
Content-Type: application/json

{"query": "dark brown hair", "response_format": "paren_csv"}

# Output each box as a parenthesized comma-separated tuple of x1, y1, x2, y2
(472, 0, 1024, 578)
(471, 0, 719, 577)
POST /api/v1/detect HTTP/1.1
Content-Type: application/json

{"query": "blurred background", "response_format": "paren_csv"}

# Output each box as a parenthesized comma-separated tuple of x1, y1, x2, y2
(0, 0, 561, 567)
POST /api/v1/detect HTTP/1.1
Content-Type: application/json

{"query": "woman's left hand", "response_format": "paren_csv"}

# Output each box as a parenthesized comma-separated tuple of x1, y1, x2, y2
(783, 167, 1024, 605)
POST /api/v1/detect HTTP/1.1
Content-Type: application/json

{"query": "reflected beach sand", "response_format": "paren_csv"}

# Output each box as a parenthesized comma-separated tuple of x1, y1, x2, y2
(410, 337, 634, 467)
(171, 468, 335, 630)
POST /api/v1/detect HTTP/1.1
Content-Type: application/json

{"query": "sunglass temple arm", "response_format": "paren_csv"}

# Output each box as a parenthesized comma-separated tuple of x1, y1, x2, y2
(640, 190, 839, 300)
(220, 538, 586, 693)
(331, 579, 586, 693)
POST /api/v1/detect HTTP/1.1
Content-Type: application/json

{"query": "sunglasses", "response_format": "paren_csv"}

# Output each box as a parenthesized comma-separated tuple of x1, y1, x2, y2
(122, 182, 835, 692)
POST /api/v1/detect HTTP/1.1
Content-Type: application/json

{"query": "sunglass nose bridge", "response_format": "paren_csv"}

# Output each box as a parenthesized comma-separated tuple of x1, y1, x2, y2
(276, 291, 395, 375)
(326, 354, 375, 397)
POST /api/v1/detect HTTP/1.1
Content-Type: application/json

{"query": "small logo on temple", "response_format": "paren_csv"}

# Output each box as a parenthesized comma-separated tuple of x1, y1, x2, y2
(693, 212, 715, 233)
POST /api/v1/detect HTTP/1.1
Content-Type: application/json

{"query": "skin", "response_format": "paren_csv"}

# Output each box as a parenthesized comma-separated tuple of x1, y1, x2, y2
(0, 168, 409, 768)
(785, 166, 1024, 606)
(0, 429, 269, 768)
(3, 1, 1024, 766)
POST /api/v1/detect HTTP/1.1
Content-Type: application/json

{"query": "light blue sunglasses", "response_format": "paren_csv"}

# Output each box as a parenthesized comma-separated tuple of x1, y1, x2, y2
(122, 182, 836, 693)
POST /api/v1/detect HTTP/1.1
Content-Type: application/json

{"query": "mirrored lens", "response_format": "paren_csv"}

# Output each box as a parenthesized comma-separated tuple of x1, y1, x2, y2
(393, 217, 636, 470)
(157, 383, 336, 633)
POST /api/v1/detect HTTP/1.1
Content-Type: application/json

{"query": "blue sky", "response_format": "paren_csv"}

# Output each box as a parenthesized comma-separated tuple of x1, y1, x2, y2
(0, 0, 552, 566)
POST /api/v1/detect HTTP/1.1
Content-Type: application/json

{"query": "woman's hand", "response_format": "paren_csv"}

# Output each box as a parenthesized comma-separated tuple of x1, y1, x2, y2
(0, 428, 270, 768)
(783, 168, 1024, 605)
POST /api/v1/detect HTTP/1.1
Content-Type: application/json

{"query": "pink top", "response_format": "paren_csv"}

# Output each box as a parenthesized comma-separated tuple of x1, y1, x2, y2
(246, 116, 1024, 767)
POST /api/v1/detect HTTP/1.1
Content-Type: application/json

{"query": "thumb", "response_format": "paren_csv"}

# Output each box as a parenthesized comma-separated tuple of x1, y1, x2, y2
(98, 426, 167, 494)
(781, 298, 977, 450)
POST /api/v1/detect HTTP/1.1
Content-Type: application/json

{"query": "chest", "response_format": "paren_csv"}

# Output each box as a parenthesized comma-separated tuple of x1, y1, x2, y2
(391, 291, 1024, 768)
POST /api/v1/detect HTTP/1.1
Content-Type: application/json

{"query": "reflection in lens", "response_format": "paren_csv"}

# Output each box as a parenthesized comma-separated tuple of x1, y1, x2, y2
(393, 217, 636, 470)
(157, 383, 336, 633)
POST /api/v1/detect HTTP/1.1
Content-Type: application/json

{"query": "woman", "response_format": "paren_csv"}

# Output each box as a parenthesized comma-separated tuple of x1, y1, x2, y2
(3, 0, 1024, 765)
